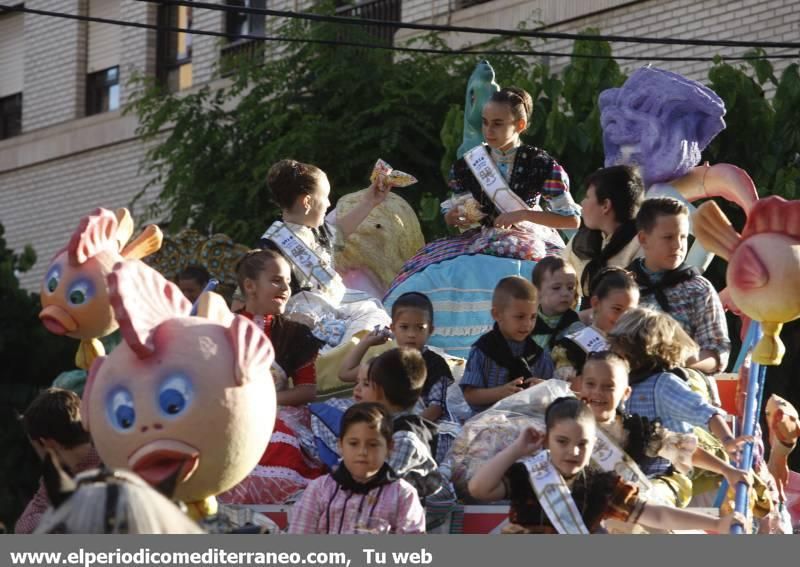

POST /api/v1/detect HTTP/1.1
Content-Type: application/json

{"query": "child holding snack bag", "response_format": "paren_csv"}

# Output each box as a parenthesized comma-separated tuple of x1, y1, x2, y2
(258, 159, 415, 349)
(384, 87, 580, 357)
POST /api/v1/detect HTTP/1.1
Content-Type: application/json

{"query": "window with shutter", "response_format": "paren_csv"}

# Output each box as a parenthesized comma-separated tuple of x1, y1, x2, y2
(157, 3, 193, 92)
(87, 0, 121, 74)
(0, 11, 24, 99)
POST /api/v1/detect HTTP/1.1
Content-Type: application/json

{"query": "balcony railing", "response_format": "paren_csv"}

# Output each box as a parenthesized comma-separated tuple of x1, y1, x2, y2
(335, 0, 401, 45)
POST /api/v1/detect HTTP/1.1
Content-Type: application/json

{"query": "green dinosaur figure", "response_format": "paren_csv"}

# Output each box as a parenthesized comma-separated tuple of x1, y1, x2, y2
(457, 60, 501, 158)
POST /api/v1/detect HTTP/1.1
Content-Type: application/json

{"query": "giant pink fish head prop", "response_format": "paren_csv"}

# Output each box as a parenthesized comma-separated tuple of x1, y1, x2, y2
(39, 207, 162, 369)
(81, 259, 276, 515)
(694, 196, 800, 365)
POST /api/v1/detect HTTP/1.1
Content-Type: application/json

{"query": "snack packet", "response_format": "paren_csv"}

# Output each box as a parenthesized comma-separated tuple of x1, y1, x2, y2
(370, 159, 417, 188)
(441, 193, 486, 227)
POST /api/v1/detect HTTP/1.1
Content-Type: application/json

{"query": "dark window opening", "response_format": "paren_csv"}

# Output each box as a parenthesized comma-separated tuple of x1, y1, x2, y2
(456, 0, 493, 9)
(0, 93, 22, 140)
(86, 67, 120, 116)
(157, 3, 193, 91)
(225, 0, 266, 41)
(220, 0, 267, 72)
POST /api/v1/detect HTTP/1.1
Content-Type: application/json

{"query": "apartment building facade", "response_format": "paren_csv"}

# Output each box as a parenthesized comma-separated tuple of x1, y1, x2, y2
(0, 0, 796, 289)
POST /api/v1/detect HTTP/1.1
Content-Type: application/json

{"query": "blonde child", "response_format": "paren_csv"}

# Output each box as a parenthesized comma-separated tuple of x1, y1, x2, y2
(608, 308, 748, 459)
(461, 277, 554, 416)
(340, 292, 458, 462)
(551, 267, 639, 386)
(289, 403, 425, 534)
(530, 256, 581, 350)
(306, 363, 370, 471)
(468, 397, 747, 534)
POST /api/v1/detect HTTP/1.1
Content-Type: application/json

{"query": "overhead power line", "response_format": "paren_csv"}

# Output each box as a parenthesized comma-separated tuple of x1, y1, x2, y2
(144, 0, 800, 51)
(1, 3, 797, 63)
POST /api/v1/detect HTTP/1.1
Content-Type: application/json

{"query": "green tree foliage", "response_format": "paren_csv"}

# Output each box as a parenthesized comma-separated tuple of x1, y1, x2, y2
(706, 51, 800, 200)
(0, 224, 75, 531)
(130, 7, 621, 242)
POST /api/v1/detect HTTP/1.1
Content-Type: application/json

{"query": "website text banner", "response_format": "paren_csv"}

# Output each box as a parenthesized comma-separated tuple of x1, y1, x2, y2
(0, 535, 776, 567)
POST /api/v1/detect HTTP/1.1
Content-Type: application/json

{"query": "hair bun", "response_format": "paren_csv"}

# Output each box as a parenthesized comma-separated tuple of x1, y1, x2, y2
(266, 159, 324, 210)
(267, 159, 297, 190)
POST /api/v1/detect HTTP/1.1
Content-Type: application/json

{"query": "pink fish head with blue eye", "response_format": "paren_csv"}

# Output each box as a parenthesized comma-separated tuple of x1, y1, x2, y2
(83, 259, 277, 503)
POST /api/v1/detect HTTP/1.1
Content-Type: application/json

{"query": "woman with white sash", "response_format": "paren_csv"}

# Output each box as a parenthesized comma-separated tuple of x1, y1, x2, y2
(257, 159, 392, 351)
(384, 87, 581, 357)
(468, 397, 746, 534)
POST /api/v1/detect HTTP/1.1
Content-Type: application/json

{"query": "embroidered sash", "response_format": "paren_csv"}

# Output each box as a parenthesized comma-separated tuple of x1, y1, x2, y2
(521, 450, 590, 534)
(262, 222, 341, 297)
(592, 427, 653, 494)
(464, 145, 530, 214)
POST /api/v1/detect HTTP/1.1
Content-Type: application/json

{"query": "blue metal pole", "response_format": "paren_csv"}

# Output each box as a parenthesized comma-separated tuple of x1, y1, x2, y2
(733, 321, 759, 373)
(714, 321, 759, 508)
(189, 278, 219, 316)
(731, 322, 764, 534)
(713, 417, 736, 509)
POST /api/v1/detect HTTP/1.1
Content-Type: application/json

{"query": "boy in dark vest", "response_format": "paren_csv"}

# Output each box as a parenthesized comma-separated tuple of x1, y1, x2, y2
(628, 198, 730, 375)
(461, 277, 554, 417)
(15, 388, 101, 533)
(359, 348, 450, 501)
(530, 256, 582, 351)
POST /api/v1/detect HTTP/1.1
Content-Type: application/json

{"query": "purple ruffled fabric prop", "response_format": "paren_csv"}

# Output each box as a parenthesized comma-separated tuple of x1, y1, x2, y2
(599, 67, 726, 187)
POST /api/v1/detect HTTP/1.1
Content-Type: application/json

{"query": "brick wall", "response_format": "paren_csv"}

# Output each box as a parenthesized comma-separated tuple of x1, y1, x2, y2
(192, 2, 226, 86)
(189, 0, 315, 82)
(22, 0, 87, 132)
(398, 0, 635, 44)
(402, 0, 451, 23)
(399, 0, 798, 90)
(272, 0, 315, 12)
(543, 0, 797, 86)
(0, 136, 162, 291)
